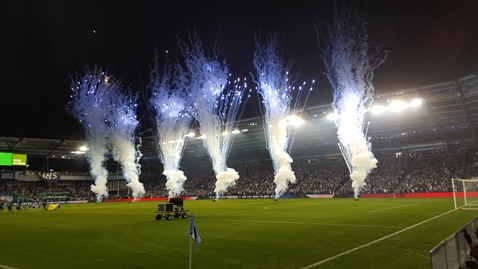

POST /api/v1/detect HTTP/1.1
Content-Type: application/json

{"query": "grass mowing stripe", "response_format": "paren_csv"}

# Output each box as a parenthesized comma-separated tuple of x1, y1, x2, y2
(368, 203, 420, 213)
(299, 207, 456, 269)
(200, 200, 352, 217)
(202, 218, 406, 229)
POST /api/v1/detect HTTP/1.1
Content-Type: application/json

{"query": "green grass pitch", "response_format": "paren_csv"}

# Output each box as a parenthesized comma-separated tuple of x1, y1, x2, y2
(1, 198, 475, 269)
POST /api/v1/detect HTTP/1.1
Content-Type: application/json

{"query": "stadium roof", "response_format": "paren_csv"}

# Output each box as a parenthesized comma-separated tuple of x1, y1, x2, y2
(1, 73, 477, 162)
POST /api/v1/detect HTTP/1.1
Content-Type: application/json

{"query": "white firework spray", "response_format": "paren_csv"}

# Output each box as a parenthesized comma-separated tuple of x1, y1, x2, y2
(179, 31, 250, 200)
(67, 66, 145, 202)
(253, 34, 313, 200)
(320, 2, 387, 199)
(106, 85, 145, 200)
(149, 51, 194, 198)
(67, 66, 114, 202)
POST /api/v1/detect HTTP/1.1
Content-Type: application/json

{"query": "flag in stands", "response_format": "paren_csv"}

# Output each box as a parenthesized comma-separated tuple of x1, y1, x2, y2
(47, 203, 60, 211)
(188, 213, 202, 250)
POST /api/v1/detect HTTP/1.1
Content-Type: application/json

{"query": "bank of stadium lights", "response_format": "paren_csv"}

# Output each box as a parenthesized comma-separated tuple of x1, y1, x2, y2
(191, 129, 247, 140)
(71, 145, 89, 155)
(326, 98, 423, 120)
(373, 98, 422, 114)
(164, 132, 196, 144)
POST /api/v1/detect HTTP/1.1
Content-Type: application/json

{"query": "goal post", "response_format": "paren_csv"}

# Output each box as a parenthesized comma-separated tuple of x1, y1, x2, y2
(452, 177, 478, 210)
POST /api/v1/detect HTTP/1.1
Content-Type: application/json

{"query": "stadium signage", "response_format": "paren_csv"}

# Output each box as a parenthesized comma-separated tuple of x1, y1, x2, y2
(38, 171, 60, 180)
(1, 172, 14, 179)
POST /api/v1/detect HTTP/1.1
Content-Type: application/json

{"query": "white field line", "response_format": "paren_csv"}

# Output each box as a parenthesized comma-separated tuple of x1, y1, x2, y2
(205, 218, 406, 229)
(299, 208, 456, 269)
(368, 203, 420, 213)
(0, 265, 19, 269)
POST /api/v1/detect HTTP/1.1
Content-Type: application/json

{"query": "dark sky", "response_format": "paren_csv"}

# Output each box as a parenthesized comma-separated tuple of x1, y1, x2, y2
(1, 0, 478, 139)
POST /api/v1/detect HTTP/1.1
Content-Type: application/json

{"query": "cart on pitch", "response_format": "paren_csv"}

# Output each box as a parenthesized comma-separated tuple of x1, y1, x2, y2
(154, 197, 189, 220)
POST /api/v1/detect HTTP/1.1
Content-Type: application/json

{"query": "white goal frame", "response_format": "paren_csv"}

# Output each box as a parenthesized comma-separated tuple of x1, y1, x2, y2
(452, 177, 478, 209)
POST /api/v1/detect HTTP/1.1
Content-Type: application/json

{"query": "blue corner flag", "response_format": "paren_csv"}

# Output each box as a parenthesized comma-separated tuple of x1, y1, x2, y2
(188, 213, 202, 250)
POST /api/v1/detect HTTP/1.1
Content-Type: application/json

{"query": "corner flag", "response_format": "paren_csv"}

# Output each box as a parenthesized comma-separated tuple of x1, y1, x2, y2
(188, 213, 202, 250)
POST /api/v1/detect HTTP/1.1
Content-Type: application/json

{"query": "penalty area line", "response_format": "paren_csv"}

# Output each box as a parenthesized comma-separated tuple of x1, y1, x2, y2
(299, 208, 456, 269)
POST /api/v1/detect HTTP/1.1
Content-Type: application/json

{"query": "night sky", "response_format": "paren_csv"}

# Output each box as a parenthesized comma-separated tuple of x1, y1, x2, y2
(1, 0, 478, 139)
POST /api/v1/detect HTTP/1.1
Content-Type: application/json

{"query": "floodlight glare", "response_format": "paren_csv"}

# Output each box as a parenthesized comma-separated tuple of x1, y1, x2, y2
(389, 100, 408, 112)
(286, 115, 305, 126)
(185, 132, 196, 138)
(326, 112, 337, 121)
(231, 129, 240, 134)
(410, 98, 422, 107)
(371, 104, 385, 115)
(79, 146, 89, 152)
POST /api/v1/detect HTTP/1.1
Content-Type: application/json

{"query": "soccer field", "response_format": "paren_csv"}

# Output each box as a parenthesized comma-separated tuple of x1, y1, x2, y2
(1, 198, 475, 269)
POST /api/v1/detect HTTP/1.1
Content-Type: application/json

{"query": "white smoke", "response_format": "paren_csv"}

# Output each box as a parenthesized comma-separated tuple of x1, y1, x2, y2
(179, 31, 250, 200)
(107, 84, 145, 200)
(149, 51, 194, 198)
(253, 34, 312, 200)
(320, 2, 387, 199)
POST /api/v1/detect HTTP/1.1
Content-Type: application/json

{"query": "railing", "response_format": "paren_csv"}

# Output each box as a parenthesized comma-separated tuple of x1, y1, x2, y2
(430, 216, 478, 268)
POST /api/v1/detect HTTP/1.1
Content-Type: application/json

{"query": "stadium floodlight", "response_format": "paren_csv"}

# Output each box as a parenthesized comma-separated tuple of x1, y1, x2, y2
(326, 112, 337, 121)
(79, 146, 89, 152)
(410, 98, 422, 107)
(286, 115, 305, 126)
(231, 129, 240, 134)
(388, 100, 408, 112)
(370, 104, 386, 115)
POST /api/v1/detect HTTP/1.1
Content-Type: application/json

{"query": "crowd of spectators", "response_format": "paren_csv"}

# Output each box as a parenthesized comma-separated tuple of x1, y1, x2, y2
(2, 151, 478, 201)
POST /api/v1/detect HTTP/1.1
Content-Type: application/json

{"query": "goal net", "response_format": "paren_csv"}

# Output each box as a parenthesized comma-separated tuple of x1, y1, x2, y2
(452, 177, 478, 210)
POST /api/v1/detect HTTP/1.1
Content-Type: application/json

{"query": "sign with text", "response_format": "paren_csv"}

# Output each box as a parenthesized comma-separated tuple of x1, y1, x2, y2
(12, 154, 27, 166)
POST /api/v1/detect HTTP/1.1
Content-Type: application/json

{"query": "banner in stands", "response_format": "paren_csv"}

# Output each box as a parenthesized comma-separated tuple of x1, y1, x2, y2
(0, 193, 13, 202)
(15, 171, 41, 181)
(13, 171, 60, 183)
(1, 172, 14, 180)
(38, 171, 60, 184)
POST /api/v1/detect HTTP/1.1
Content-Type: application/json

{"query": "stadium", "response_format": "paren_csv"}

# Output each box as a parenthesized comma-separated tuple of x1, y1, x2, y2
(2, 1, 478, 268)
(1, 72, 478, 269)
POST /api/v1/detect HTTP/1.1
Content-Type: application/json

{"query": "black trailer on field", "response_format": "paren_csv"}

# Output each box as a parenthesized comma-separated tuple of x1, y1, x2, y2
(154, 197, 189, 220)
